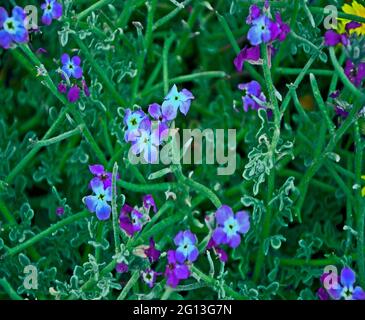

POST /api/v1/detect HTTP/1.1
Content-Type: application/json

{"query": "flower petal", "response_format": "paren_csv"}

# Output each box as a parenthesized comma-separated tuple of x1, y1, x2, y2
(215, 205, 234, 225)
(90, 178, 105, 195)
(236, 211, 250, 234)
(212, 227, 227, 245)
(352, 286, 365, 300)
(83, 195, 98, 213)
(0, 30, 12, 49)
(341, 267, 356, 289)
(61, 53, 70, 65)
(89, 164, 105, 175)
(95, 201, 111, 220)
(0, 7, 9, 28)
(227, 234, 241, 248)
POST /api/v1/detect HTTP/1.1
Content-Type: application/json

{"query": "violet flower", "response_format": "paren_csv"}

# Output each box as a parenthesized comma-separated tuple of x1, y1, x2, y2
(164, 250, 190, 288)
(144, 237, 161, 263)
(174, 230, 199, 263)
(119, 204, 144, 237)
(56, 207, 64, 217)
(83, 179, 112, 221)
(344, 59, 365, 87)
(246, 4, 261, 25)
(61, 54, 83, 79)
(116, 262, 129, 274)
(0, 6, 29, 49)
(67, 85, 80, 103)
(238, 80, 267, 112)
(142, 269, 159, 288)
(233, 45, 261, 72)
(41, 0, 62, 26)
(89, 164, 118, 189)
(162, 85, 195, 119)
(123, 108, 148, 142)
(212, 205, 250, 248)
(274, 13, 290, 42)
(207, 238, 228, 263)
(322, 267, 365, 300)
(247, 15, 273, 46)
(143, 194, 157, 213)
(324, 30, 348, 46)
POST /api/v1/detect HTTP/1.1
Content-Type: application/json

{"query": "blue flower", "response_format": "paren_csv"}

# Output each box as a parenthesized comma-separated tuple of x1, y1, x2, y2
(41, 0, 62, 26)
(130, 124, 161, 163)
(238, 80, 266, 112)
(83, 179, 112, 221)
(174, 230, 199, 263)
(123, 108, 148, 142)
(0, 6, 28, 49)
(61, 54, 83, 79)
(247, 15, 272, 46)
(162, 85, 195, 120)
(212, 205, 250, 248)
(325, 267, 365, 300)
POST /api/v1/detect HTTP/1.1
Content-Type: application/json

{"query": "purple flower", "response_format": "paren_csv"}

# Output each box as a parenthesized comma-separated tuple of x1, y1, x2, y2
(142, 269, 159, 288)
(344, 59, 365, 87)
(345, 21, 361, 32)
(57, 82, 67, 94)
(334, 105, 349, 118)
(274, 13, 290, 42)
(246, 5, 261, 25)
(83, 179, 112, 221)
(143, 194, 157, 213)
(56, 207, 64, 217)
(164, 250, 190, 288)
(130, 125, 161, 163)
(119, 204, 143, 237)
(323, 267, 365, 300)
(116, 262, 129, 273)
(148, 103, 170, 139)
(0, 6, 29, 49)
(238, 80, 267, 112)
(233, 45, 261, 72)
(324, 30, 348, 47)
(212, 205, 250, 248)
(174, 230, 199, 263)
(67, 85, 80, 103)
(162, 85, 195, 119)
(89, 164, 118, 189)
(207, 238, 228, 262)
(41, 0, 62, 26)
(247, 15, 273, 46)
(61, 54, 83, 79)
(123, 108, 148, 142)
(144, 238, 161, 263)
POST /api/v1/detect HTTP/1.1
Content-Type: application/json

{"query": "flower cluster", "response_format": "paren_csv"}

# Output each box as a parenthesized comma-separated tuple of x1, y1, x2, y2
(119, 195, 157, 237)
(164, 230, 199, 288)
(57, 54, 90, 103)
(324, 1, 365, 88)
(234, 4, 290, 73)
(0, 2, 62, 50)
(83, 164, 119, 221)
(206, 205, 250, 261)
(124, 85, 194, 163)
(318, 267, 365, 300)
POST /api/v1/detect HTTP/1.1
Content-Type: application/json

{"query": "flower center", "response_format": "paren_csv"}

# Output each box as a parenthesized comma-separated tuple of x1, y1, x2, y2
(47, 4, 52, 10)
(4, 18, 17, 34)
(131, 118, 137, 126)
(98, 194, 105, 201)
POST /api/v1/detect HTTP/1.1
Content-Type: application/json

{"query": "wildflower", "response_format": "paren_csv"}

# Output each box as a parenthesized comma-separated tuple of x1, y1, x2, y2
(344, 59, 365, 87)
(148, 103, 170, 139)
(246, 4, 261, 25)
(123, 108, 148, 142)
(143, 194, 157, 213)
(142, 269, 159, 288)
(83, 179, 112, 221)
(233, 45, 261, 72)
(57, 82, 67, 94)
(0, 6, 29, 49)
(212, 205, 250, 248)
(273, 13, 290, 42)
(56, 207, 64, 217)
(61, 54, 83, 79)
(67, 85, 80, 103)
(238, 81, 267, 112)
(144, 238, 161, 263)
(164, 250, 190, 288)
(119, 204, 144, 236)
(116, 262, 129, 273)
(174, 230, 199, 263)
(206, 238, 228, 262)
(89, 164, 118, 189)
(337, 1, 365, 36)
(322, 267, 365, 300)
(324, 30, 348, 46)
(247, 14, 273, 46)
(162, 85, 195, 119)
(41, 0, 62, 26)
(130, 125, 161, 163)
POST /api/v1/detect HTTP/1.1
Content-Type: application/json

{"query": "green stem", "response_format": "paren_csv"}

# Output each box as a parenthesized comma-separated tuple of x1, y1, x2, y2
(76, 0, 115, 21)
(111, 162, 120, 255)
(117, 270, 140, 300)
(0, 278, 22, 300)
